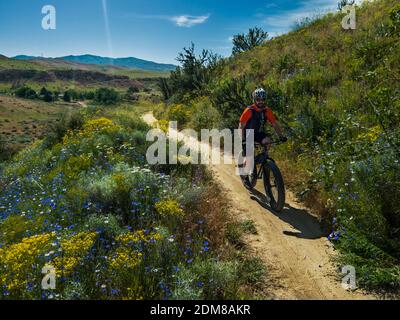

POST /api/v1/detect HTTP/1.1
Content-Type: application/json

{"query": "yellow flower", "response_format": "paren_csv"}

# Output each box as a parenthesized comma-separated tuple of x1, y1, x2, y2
(112, 173, 131, 194)
(122, 287, 144, 300)
(83, 118, 122, 135)
(0, 233, 55, 291)
(357, 125, 382, 142)
(155, 199, 185, 218)
(53, 232, 97, 276)
(62, 117, 122, 143)
(108, 230, 162, 272)
(109, 248, 142, 270)
(157, 120, 170, 133)
(116, 230, 162, 244)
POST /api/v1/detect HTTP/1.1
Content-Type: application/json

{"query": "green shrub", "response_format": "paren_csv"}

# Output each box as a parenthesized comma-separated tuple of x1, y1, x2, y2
(239, 256, 266, 286)
(210, 75, 253, 129)
(15, 86, 37, 99)
(43, 111, 84, 147)
(225, 222, 245, 248)
(188, 259, 240, 299)
(166, 104, 191, 127)
(240, 220, 258, 235)
(189, 97, 221, 131)
(94, 88, 120, 105)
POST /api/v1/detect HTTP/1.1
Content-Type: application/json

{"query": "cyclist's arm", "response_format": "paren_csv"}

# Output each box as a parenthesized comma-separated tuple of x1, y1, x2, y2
(266, 108, 285, 139)
(272, 122, 284, 137)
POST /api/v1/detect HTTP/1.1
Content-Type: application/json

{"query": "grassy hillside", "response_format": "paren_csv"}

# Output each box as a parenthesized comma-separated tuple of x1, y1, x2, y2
(0, 95, 79, 158)
(158, 0, 400, 294)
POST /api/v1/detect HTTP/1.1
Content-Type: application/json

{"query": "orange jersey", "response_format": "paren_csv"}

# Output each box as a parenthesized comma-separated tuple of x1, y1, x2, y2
(239, 104, 277, 126)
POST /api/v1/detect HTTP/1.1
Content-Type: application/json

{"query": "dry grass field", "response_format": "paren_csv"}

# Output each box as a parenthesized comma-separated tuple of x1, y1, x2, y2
(0, 94, 78, 151)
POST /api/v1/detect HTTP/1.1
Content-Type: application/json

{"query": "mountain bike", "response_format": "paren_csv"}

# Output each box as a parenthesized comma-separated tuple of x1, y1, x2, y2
(239, 140, 286, 212)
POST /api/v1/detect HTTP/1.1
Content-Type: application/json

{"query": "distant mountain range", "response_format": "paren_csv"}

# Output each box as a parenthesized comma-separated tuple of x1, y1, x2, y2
(13, 54, 177, 72)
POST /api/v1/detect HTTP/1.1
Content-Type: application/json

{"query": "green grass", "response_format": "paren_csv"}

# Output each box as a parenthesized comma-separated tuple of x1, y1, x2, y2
(0, 58, 47, 71)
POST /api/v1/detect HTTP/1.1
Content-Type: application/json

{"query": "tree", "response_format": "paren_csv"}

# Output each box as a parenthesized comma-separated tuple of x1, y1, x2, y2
(232, 27, 268, 55)
(0, 133, 5, 155)
(127, 86, 140, 94)
(0, 133, 13, 161)
(94, 88, 119, 105)
(15, 86, 37, 99)
(43, 90, 54, 102)
(84, 91, 95, 100)
(158, 77, 171, 100)
(337, 0, 355, 11)
(163, 43, 221, 101)
(63, 91, 72, 102)
(40, 87, 49, 96)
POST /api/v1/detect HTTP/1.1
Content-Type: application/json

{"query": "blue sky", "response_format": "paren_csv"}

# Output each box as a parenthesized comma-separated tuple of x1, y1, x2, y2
(0, 0, 343, 64)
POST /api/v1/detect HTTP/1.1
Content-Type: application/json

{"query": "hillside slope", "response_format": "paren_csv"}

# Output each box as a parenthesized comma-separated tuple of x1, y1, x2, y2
(159, 0, 400, 294)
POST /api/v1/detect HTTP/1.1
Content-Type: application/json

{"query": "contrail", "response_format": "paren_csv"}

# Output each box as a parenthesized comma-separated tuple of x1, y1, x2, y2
(101, 0, 114, 63)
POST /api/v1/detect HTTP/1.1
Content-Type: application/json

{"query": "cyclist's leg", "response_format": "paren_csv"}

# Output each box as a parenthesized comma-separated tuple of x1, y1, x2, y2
(258, 132, 272, 149)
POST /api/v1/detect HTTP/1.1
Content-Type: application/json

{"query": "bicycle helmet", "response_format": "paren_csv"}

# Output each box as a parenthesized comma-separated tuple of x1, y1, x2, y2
(253, 88, 267, 102)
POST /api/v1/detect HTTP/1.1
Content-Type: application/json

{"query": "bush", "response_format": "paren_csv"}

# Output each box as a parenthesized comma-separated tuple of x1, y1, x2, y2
(94, 88, 120, 105)
(63, 91, 72, 102)
(239, 256, 266, 286)
(337, 0, 355, 11)
(84, 91, 95, 100)
(0, 134, 15, 161)
(15, 86, 37, 99)
(210, 75, 253, 129)
(127, 86, 140, 94)
(189, 97, 221, 131)
(43, 111, 84, 147)
(43, 90, 54, 102)
(189, 259, 240, 299)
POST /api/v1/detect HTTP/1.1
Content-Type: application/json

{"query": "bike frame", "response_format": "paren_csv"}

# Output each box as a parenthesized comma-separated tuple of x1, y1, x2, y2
(253, 141, 281, 179)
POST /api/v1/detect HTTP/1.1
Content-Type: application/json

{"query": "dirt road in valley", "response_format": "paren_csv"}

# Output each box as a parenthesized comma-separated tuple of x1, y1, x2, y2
(143, 112, 374, 300)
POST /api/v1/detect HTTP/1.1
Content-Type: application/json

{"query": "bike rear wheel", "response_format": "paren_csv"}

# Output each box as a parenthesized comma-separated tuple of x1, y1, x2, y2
(263, 160, 285, 212)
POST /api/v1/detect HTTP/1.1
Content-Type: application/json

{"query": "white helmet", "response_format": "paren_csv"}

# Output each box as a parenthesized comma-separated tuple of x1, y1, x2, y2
(253, 88, 266, 101)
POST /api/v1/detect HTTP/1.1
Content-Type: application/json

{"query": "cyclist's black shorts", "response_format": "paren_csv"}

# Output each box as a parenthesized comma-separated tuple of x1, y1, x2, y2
(242, 132, 269, 156)
(254, 132, 268, 144)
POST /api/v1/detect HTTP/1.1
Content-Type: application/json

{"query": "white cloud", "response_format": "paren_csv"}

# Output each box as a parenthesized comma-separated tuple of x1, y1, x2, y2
(125, 13, 210, 28)
(170, 15, 210, 27)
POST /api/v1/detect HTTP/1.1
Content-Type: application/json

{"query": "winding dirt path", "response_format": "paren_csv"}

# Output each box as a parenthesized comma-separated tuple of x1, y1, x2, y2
(143, 113, 375, 300)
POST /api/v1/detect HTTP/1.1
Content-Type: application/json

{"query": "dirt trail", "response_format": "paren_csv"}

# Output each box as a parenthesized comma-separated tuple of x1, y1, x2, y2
(143, 112, 374, 300)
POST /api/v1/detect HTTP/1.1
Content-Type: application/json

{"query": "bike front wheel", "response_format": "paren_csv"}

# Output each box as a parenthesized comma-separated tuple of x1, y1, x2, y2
(263, 160, 285, 212)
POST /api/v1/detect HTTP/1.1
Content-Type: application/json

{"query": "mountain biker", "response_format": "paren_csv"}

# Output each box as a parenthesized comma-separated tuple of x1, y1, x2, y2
(238, 88, 287, 181)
